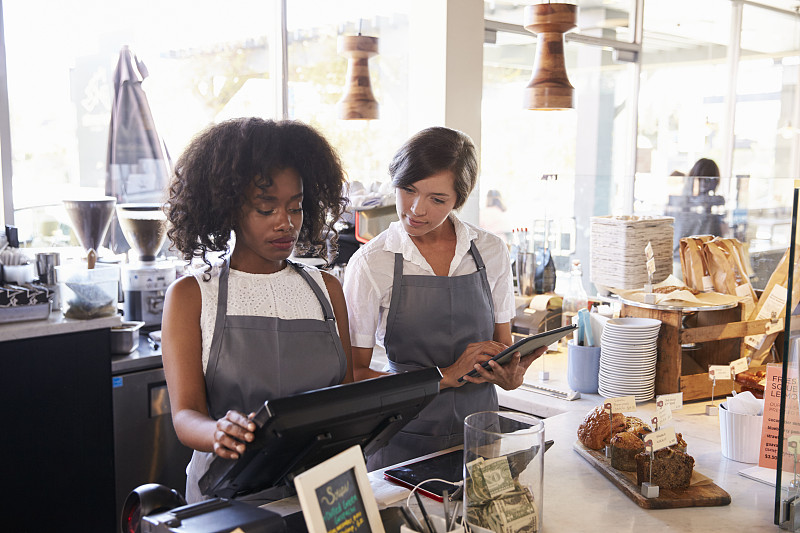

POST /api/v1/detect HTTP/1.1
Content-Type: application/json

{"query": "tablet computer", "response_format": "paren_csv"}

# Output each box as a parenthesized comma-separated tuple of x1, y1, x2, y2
(457, 324, 577, 382)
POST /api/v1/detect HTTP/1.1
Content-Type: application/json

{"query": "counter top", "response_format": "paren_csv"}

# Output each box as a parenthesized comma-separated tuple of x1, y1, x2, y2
(111, 332, 163, 374)
(0, 310, 121, 342)
(494, 345, 780, 531)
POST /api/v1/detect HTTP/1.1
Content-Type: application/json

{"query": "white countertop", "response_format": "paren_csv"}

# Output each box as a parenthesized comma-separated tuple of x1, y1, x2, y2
(266, 344, 783, 531)
(493, 345, 781, 531)
(0, 310, 121, 342)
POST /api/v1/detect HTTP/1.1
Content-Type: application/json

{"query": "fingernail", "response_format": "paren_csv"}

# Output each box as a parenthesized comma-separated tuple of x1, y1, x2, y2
(231, 453, 239, 459)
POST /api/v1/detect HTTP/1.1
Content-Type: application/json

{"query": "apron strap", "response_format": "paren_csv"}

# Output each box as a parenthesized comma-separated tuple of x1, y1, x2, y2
(289, 261, 335, 321)
(384, 253, 405, 347)
(289, 261, 348, 382)
(206, 259, 231, 393)
(468, 240, 495, 322)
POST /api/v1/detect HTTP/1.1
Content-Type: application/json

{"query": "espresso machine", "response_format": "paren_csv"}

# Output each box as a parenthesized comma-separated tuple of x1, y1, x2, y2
(116, 204, 175, 326)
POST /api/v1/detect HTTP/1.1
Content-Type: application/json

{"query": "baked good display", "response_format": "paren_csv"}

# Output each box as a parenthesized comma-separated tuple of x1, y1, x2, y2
(577, 406, 626, 450)
(734, 370, 766, 399)
(635, 448, 695, 490)
(624, 416, 652, 437)
(609, 431, 645, 472)
(670, 432, 687, 454)
(653, 285, 700, 295)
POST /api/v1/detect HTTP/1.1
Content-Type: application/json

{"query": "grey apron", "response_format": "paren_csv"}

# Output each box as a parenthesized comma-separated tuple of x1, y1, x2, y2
(185, 260, 347, 503)
(367, 241, 497, 470)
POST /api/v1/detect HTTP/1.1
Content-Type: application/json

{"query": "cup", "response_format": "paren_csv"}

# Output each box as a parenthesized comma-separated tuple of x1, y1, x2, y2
(35, 252, 60, 284)
(464, 411, 544, 533)
(719, 403, 763, 463)
(567, 339, 601, 393)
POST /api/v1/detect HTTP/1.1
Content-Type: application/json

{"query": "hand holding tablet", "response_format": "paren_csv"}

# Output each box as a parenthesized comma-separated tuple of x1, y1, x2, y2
(457, 324, 577, 382)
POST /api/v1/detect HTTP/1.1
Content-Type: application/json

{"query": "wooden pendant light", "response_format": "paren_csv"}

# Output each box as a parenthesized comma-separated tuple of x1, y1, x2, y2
(337, 34, 379, 120)
(523, 2, 577, 110)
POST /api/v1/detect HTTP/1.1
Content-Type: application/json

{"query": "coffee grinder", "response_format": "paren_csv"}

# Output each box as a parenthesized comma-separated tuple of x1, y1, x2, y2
(116, 204, 175, 326)
(63, 197, 117, 257)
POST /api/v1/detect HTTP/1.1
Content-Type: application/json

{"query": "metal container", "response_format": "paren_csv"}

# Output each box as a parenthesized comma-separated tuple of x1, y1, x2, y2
(110, 321, 145, 354)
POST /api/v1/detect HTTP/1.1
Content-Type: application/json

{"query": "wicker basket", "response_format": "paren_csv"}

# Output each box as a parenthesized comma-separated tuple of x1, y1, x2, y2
(590, 216, 674, 290)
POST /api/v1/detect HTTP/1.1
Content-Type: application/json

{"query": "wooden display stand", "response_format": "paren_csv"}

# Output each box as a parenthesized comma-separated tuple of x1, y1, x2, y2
(620, 302, 776, 401)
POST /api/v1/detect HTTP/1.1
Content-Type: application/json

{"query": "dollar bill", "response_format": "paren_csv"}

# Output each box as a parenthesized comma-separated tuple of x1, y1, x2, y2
(465, 455, 539, 533)
(466, 458, 493, 504)
(481, 457, 515, 498)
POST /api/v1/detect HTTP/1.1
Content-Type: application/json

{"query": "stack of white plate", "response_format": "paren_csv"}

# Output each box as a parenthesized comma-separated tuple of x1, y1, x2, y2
(598, 317, 662, 402)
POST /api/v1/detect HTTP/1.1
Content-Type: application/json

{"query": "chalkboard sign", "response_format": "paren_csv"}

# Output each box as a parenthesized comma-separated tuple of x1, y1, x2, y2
(294, 446, 385, 533)
(316, 468, 371, 533)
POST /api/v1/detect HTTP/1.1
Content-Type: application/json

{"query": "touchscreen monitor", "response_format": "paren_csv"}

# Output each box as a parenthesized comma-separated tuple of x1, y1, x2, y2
(199, 367, 442, 499)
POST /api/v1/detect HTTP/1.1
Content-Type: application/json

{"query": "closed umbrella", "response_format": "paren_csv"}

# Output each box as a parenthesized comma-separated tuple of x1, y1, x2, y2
(105, 45, 171, 254)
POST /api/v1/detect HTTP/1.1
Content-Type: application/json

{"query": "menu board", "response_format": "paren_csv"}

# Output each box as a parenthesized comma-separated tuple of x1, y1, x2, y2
(315, 468, 372, 533)
(294, 445, 385, 533)
(759, 364, 800, 471)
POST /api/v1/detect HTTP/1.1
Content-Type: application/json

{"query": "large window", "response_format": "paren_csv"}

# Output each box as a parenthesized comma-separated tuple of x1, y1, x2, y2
(2, 0, 278, 246)
(481, 1, 637, 276)
(286, 2, 411, 187)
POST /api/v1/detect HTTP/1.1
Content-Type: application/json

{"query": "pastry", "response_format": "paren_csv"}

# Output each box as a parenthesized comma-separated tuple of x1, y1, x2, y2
(653, 285, 700, 295)
(577, 406, 626, 450)
(635, 448, 695, 489)
(670, 432, 687, 454)
(609, 431, 645, 471)
(624, 416, 652, 437)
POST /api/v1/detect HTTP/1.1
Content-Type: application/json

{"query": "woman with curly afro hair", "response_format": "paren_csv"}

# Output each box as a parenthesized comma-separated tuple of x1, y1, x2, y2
(161, 118, 354, 503)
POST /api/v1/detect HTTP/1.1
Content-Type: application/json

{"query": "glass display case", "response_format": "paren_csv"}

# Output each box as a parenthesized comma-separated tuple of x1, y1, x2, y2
(775, 182, 800, 529)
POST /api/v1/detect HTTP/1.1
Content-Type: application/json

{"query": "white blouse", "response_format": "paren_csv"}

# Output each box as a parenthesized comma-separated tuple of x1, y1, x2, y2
(192, 261, 331, 373)
(343, 213, 515, 350)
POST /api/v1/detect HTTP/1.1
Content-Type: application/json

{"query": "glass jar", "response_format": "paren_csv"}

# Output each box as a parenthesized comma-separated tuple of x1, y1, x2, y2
(464, 411, 544, 533)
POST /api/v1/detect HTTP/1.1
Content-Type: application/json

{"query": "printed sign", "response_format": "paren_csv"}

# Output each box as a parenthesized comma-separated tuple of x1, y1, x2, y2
(759, 364, 800, 472)
(645, 242, 655, 276)
(604, 396, 636, 413)
(708, 365, 732, 381)
(729, 357, 749, 376)
(643, 427, 677, 452)
(656, 392, 683, 411)
(745, 284, 788, 350)
(653, 402, 673, 428)
(316, 468, 371, 533)
(293, 446, 384, 533)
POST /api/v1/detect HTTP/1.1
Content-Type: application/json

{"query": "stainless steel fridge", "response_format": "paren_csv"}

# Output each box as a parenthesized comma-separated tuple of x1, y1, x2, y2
(112, 336, 192, 522)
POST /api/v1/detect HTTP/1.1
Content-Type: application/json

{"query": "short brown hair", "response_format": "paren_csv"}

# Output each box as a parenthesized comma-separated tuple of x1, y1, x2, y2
(389, 127, 477, 210)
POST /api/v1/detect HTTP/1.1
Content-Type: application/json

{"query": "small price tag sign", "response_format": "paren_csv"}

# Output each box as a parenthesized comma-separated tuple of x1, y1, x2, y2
(656, 392, 683, 411)
(605, 395, 636, 413)
(708, 365, 732, 381)
(729, 357, 749, 376)
(644, 427, 677, 452)
(654, 402, 673, 427)
(645, 242, 655, 276)
(766, 319, 784, 336)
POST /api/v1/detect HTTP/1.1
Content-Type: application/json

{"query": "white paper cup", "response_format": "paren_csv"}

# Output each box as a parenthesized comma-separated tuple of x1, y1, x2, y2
(719, 404, 763, 463)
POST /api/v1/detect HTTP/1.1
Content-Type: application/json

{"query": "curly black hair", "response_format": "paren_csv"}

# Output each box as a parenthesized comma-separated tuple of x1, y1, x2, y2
(166, 118, 348, 276)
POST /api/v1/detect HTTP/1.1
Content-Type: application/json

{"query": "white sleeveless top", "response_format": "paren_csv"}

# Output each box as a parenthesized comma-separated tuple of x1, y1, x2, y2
(192, 262, 332, 373)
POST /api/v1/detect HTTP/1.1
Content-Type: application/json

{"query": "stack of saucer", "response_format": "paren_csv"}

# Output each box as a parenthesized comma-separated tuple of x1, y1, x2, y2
(598, 317, 661, 402)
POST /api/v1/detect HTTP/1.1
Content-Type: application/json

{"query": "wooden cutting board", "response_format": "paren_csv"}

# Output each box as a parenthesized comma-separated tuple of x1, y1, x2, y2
(573, 441, 731, 509)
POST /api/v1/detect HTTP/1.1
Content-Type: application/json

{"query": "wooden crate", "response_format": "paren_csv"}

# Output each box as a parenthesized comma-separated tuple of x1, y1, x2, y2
(620, 302, 776, 401)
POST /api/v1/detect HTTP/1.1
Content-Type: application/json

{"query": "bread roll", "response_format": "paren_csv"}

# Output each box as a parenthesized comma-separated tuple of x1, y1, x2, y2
(577, 407, 626, 450)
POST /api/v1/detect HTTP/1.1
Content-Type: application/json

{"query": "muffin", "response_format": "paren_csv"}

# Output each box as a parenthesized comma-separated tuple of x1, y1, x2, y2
(577, 406, 627, 450)
(609, 431, 645, 471)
